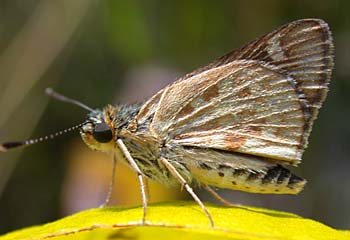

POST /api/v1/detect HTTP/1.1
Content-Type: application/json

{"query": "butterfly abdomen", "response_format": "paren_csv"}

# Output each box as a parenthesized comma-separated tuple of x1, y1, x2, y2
(191, 162, 306, 194)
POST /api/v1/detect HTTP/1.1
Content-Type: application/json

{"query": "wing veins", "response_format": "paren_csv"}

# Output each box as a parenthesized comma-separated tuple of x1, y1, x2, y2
(227, 107, 303, 128)
(177, 129, 300, 146)
(174, 88, 301, 132)
(270, 50, 330, 65)
(172, 65, 292, 128)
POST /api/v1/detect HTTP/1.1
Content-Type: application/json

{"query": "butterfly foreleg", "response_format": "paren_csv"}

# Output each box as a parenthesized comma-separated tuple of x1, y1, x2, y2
(117, 139, 148, 224)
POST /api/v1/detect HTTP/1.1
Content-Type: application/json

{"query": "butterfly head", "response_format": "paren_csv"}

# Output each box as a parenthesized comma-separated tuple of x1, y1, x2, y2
(80, 105, 117, 153)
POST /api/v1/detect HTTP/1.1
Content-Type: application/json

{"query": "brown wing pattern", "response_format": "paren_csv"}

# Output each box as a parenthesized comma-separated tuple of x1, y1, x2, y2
(143, 19, 333, 164)
(152, 61, 307, 164)
(177, 19, 334, 147)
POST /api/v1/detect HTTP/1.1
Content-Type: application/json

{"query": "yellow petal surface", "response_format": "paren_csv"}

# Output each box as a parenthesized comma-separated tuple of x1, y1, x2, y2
(0, 202, 348, 240)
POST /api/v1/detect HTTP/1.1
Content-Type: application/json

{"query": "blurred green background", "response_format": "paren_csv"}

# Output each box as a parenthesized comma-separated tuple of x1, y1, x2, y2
(0, 0, 349, 234)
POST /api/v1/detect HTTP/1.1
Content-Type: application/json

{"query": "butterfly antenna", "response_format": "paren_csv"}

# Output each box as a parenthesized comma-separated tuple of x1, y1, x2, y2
(0, 122, 88, 152)
(45, 88, 94, 112)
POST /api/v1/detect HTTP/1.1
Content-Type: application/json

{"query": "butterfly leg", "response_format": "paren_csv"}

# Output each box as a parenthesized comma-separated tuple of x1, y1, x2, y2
(99, 154, 117, 208)
(159, 157, 214, 227)
(203, 184, 240, 207)
(117, 139, 148, 224)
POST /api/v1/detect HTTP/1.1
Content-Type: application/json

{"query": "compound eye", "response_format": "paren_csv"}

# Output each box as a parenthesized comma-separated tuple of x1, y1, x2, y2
(92, 122, 113, 143)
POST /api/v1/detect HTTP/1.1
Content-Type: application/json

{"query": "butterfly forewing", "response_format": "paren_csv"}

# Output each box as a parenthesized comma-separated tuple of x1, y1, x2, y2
(146, 19, 334, 165)
(175, 19, 334, 150)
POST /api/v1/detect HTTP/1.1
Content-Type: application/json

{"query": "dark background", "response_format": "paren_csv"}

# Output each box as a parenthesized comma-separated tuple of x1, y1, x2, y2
(0, 0, 349, 234)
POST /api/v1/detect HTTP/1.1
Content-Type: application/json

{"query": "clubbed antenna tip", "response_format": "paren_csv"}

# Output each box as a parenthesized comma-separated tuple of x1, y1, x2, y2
(0, 141, 25, 152)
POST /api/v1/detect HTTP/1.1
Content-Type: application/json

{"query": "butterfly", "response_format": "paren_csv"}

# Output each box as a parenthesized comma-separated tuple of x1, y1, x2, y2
(1, 19, 334, 227)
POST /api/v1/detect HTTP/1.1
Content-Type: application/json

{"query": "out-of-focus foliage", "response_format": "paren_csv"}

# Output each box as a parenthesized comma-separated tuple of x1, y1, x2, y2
(1, 203, 349, 240)
(0, 0, 349, 235)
